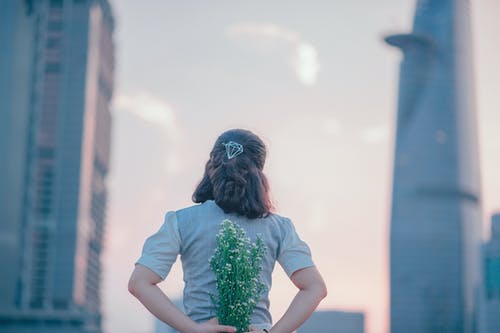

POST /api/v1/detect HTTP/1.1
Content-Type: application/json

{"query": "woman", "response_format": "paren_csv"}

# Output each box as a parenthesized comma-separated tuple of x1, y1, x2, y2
(128, 128, 327, 333)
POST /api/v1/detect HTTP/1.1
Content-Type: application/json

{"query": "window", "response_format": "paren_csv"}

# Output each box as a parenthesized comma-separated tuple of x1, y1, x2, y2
(48, 21, 63, 31)
(45, 63, 61, 73)
(50, 0, 63, 8)
(46, 37, 60, 49)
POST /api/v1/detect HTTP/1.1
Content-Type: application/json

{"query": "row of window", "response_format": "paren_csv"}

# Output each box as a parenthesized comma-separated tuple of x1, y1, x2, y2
(0, 317, 83, 327)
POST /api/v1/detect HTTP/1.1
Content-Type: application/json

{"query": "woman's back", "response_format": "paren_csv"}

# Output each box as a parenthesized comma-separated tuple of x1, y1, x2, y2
(136, 199, 315, 330)
(130, 129, 326, 333)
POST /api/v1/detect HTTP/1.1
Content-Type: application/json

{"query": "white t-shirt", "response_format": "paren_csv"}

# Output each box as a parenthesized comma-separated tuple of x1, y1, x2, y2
(135, 200, 315, 330)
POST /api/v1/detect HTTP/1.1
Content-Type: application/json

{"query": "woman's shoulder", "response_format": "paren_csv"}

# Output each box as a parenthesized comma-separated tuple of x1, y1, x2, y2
(174, 200, 213, 213)
(265, 211, 296, 230)
(264, 211, 289, 222)
(169, 200, 218, 222)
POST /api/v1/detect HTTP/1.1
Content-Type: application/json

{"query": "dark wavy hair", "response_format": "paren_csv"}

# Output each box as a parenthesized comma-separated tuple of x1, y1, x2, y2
(192, 129, 273, 219)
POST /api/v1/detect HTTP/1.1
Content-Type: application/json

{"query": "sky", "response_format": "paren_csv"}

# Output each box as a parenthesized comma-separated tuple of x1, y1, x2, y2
(102, 1, 500, 333)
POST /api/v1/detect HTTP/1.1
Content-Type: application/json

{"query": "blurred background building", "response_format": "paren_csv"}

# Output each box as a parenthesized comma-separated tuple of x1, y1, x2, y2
(297, 310, 364, 333)
(478, 214, 500, 333)
(0, 0, 114, 332)
(386, 0, 482, 332)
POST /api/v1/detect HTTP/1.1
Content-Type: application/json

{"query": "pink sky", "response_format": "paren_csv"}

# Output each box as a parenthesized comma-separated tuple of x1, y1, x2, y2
(103, 1, 500, 332)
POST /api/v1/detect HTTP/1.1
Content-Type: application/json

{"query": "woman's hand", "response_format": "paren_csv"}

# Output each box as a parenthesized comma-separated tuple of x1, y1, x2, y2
(263, 266, 327, 333)
(129, 266, 236, 333)
(192, 317, 237, 333)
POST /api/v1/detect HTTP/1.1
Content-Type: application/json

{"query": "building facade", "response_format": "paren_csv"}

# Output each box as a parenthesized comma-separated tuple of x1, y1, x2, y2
(479, 214, 500, 333)
(297, 310, 364, 333)
(0, 0, 114, 332)
(386, 0, 482, 332)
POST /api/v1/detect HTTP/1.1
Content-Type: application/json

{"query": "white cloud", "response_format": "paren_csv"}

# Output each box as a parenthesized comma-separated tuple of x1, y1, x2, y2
(226, 22, 320, 86)
(226, 23, 300, 43)
(293, 43, 320, 86)
(113, 91, 183, 174)
(361, 125, 390, 144)
(113, 91, 180, 141)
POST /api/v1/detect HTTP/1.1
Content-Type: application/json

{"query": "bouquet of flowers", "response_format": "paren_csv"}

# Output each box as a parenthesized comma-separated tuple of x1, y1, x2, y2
(209, 219, 267, 333)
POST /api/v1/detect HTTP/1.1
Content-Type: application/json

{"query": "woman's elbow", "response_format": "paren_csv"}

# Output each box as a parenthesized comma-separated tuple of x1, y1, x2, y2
(319, 283, 328, 299)
(128, 265, 162, 297)
(128, 275, 142, 297)
(128, 278, 137, 296)
(304, 281, 328, 300)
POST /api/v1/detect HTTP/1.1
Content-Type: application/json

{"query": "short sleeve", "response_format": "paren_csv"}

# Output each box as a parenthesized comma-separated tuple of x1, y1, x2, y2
(135, 211, 181, 280)
(277, 218, 315, 277)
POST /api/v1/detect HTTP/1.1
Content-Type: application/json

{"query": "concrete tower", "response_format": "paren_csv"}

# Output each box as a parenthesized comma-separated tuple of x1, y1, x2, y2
(386, 0, 482, 332)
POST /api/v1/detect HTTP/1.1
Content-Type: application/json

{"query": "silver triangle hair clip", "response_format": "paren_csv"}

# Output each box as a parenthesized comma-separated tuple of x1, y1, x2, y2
(222, 141, 244, 159)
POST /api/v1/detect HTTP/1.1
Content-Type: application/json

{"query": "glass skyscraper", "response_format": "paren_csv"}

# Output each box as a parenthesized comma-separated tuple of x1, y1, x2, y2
(0, 0, 114, 332)
(479, 214, 500, 333)
(297, 310, 364, 333)
(386, 0, 482, 332)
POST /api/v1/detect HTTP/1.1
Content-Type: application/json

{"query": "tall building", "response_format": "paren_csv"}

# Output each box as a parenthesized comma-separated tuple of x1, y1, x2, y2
(385, 0, 482, 332)
(0, 0, 114, 332)
(297, 310, 364, 333)
(479, 214, 500, 333)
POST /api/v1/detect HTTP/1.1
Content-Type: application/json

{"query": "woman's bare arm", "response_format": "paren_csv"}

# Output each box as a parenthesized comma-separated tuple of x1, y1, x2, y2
(268, 266, 327, 333)
(128, 264, 236, 333)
